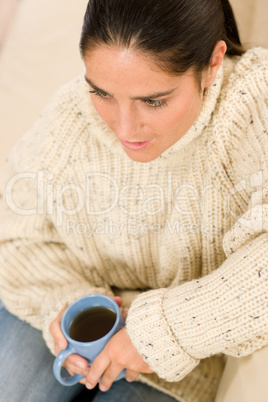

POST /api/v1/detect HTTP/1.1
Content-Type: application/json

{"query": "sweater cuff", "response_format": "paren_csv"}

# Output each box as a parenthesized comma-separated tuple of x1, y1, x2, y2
(126, 289, 200, 382)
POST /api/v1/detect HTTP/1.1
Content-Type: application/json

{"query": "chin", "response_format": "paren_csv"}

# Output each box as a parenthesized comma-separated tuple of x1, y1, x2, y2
(124, 149, 159, 163)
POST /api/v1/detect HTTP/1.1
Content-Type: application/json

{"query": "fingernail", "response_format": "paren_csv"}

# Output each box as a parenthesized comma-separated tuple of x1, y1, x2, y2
(99, 383, 107, 392)
(76, 361, 85, 369)
(86, 382, 93, 390)
(126, 377, 134, 382)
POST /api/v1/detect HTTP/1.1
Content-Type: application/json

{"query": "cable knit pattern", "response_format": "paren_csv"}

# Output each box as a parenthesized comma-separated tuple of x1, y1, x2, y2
(0, 48, 267, 402)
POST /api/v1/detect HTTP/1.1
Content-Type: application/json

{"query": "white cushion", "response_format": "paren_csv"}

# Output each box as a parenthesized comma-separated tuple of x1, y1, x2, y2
(230, 0, 268, 49)
(215, 345, 268, 402)
(0, 0, 88, 203)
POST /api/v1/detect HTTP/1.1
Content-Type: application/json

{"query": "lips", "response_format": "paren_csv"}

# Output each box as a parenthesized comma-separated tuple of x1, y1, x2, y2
(120, 140, 152, 151)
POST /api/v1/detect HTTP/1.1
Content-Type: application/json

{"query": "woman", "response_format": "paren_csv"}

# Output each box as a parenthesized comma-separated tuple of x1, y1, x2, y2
(0, 0, 267, 401)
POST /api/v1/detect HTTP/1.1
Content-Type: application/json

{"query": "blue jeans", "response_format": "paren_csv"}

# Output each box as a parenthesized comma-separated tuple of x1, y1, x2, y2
(0, 300, 177, 402)
(0, 299, 85, 402)
(92, 380, 177, 402)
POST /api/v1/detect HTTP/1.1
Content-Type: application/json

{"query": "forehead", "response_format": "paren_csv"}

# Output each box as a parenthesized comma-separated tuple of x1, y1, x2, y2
(83, 45, 195, 92)
(84, 45, 165, 74)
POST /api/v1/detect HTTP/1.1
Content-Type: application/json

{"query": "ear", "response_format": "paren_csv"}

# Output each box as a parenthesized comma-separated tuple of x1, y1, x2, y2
(202, 41, 227, 88)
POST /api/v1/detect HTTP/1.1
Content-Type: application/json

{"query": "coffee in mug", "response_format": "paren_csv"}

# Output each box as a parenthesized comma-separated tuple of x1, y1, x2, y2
(69, 306, 116, 342)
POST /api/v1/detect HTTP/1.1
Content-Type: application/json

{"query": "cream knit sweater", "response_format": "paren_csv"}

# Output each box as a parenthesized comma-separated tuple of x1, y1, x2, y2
(0, 47, 268, 402)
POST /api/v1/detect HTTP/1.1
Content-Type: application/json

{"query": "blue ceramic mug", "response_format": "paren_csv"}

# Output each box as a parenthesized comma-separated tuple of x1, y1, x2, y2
(53, 294, 126, 386)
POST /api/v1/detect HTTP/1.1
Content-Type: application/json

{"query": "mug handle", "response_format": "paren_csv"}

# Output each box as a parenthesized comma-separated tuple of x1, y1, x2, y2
(53, 344, 84, 386)
(53, 345, 127, 387)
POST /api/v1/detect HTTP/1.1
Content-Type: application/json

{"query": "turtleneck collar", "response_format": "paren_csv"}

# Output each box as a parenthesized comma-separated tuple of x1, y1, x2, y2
(79, 60, 224, 162)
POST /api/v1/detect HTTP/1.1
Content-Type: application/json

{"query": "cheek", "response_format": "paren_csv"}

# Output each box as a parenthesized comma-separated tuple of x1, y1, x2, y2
(147, 91, 201, 133)
(170, 92, 202, 127)
(147, 104, 192, 133)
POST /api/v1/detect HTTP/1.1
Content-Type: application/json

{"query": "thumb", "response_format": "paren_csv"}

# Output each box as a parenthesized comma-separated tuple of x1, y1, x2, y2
(49, 309, 68, 354)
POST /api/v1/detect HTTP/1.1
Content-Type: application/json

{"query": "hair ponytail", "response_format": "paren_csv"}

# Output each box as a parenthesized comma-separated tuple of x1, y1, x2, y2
(220, 0, 245, 55)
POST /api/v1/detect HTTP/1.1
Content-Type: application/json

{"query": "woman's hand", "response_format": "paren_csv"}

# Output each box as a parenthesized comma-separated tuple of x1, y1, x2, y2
(49, 308, 90, 380)
(49, 296, 125, 382)
(82, 326, 154, 392)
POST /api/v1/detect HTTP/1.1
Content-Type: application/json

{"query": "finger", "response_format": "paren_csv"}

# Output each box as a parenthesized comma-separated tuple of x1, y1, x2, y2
(98, 363, 123, 392)
(85, 355, 111, 390)
(125, 369, 140, 382)
(65, 353, 89, 371)
(64, 361, 89, 378)
(112, 296, 123, 308)
(121, 307, 129, 320)
(62, 354, 89, 380)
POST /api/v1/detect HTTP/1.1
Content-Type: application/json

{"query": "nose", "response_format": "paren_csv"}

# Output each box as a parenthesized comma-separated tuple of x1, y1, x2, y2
(115, 105, 141, 142)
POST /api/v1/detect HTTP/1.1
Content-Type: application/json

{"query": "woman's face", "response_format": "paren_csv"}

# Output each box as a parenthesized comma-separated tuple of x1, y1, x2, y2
(83, 46, 208, 163)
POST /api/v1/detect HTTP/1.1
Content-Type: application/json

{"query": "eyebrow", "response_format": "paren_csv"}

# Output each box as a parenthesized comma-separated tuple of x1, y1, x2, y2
(84, 75, 177, 100)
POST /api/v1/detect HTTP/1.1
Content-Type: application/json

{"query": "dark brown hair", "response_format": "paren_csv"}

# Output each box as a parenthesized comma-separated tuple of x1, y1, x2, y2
(80, 0, 245, 76)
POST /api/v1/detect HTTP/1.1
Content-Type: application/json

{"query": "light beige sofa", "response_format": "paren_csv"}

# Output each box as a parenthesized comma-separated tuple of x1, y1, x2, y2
(0, 1, 267, 401)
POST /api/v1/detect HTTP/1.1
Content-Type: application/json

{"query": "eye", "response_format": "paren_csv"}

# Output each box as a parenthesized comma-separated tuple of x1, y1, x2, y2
(89, 90, 110, 100)
(143, 99, 168, 109)
(89, 89, 168, 110)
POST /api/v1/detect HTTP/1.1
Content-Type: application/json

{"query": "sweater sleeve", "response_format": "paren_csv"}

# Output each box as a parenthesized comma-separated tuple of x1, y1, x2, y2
(126, 49, 268, 382)
(0, 80, 113, 354)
